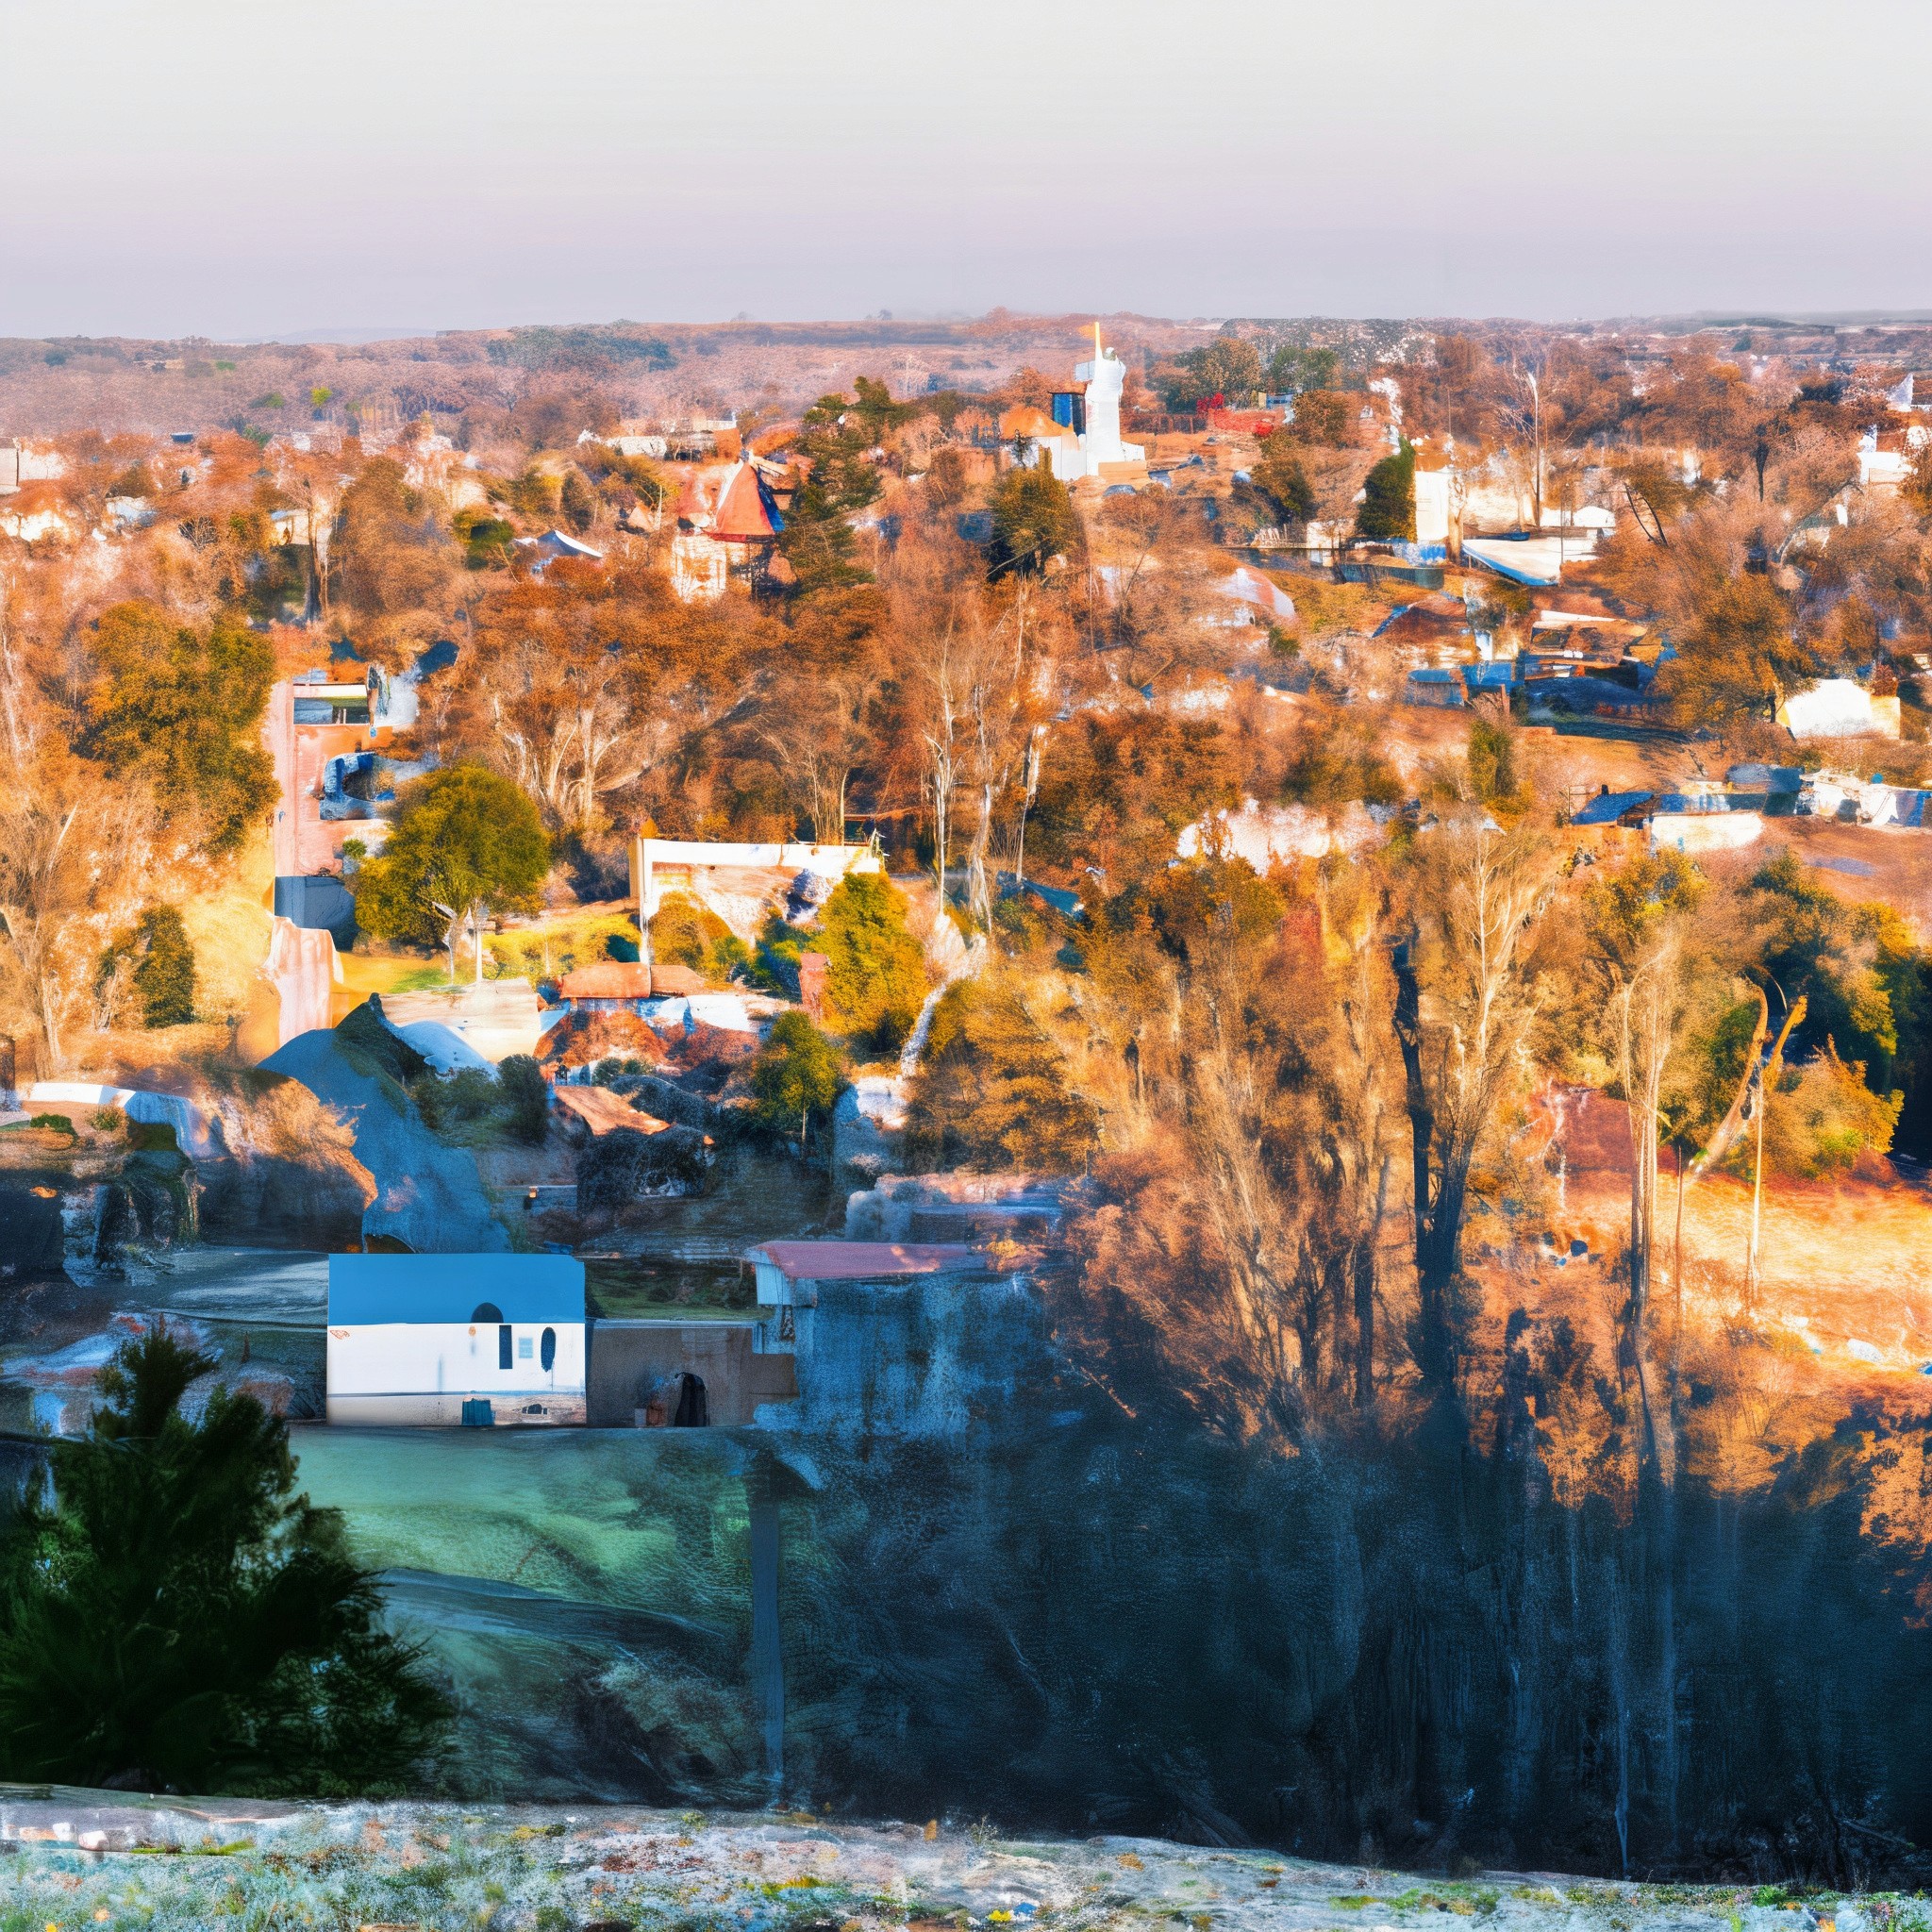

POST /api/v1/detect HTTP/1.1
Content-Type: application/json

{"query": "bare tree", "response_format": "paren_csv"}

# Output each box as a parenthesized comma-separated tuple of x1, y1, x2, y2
(1391, 823, 1560, 1397)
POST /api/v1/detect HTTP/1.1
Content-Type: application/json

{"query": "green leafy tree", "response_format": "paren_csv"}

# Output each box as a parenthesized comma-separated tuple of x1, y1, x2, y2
(82, 602, 276, 855)
(98, 906, 198, 1027)
(989, 465, 1080, 577)
(352, 766, 551, 981)
(0, 1327, 449, 1794)
(1155, 337, 1266, 409)
(1356, 440, 1416, 541)
(817, 870, 927, 1055)
(1266, 343, 1341, 394)
(749, 1010, 847, 1150)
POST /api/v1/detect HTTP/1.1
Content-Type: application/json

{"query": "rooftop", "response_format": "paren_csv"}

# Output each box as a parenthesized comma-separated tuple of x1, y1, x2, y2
(746, 1241, 982, 1282)
(327, 1252, 586, 1326)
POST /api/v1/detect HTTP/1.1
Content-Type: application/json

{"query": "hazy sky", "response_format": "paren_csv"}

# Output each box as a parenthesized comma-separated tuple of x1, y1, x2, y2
(2, 0, 1927, 339)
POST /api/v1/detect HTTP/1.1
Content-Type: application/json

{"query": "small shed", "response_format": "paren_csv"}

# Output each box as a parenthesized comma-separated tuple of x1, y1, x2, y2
(325, 1252, 587, 1427)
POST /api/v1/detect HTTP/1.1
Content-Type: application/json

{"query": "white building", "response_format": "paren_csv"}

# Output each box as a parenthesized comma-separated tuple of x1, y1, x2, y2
(1024, 325, 1146, 482)
(325, 1253, 588, 1426)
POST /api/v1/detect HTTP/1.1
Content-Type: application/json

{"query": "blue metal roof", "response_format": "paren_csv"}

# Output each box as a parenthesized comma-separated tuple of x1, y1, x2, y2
(327, 1253, 585, 1326)
(1571, 790, 1654, 825)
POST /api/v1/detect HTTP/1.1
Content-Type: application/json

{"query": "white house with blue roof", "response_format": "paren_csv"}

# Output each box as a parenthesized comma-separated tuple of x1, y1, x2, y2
(325, 1253, 588, 1427)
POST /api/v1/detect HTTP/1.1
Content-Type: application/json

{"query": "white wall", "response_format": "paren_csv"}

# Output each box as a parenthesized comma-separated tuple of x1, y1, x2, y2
(327, 1319, 587, 1426)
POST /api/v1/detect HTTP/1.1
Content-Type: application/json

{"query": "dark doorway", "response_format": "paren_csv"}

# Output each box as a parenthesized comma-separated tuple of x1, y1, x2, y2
(672, 1373, 708, 1427)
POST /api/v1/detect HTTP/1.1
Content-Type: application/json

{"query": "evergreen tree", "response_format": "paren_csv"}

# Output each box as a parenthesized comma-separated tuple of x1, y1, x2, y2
(1355, 440, 1416, 541)
(988, 465, 1080, 577)
(0, 1327, 449, 1794)
(98, 906, 198, 1027)
(816, 870, 928, 1055)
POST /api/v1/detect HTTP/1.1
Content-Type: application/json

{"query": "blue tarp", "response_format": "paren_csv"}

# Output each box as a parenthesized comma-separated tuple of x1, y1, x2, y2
(328, 1253, 586, 1326)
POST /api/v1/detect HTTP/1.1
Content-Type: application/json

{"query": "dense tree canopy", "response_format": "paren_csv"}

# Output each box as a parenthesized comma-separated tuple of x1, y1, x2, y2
(82, 601, 276, 854)
(0, 1328, 448, 1793)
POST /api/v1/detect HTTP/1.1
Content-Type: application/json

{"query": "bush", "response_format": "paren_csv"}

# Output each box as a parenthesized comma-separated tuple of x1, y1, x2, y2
(91, 1108, 127, 1136)
(498, 1055, 550, 1144)
(1761, 1042, 1902, 1178)
(649, 892, 745, 981)
(29, 1114, 75, 1138)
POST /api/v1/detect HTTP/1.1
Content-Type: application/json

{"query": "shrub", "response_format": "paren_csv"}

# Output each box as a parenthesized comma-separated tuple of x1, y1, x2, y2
(498, 1055, 550, 1144)
(1356, 440, 1416, 541)
(649, 892, 745, 981)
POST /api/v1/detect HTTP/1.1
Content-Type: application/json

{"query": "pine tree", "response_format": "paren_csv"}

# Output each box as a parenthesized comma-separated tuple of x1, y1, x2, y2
(1355, 440, 1416, 541)
(0, 1327, 449, 1794)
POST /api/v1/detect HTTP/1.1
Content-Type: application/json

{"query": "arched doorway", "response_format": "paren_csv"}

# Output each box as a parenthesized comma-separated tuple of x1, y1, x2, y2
(672, 1372, 708, 1427)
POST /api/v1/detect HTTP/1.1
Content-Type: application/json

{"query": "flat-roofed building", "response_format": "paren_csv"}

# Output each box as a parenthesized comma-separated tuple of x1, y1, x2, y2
(325, 1252, 588, 1427)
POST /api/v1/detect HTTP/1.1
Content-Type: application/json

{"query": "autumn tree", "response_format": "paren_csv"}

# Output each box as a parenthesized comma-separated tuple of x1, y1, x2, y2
(81, 602, 276, 855)
(1653, 574, 1812, 728)
(1583, 848, 1707, 1468)
(333, 458, 456, 621)
(1391, 824, 1559, 1400)
(903, 973, 1098, 1173)
(1250, 433, 1317, 526)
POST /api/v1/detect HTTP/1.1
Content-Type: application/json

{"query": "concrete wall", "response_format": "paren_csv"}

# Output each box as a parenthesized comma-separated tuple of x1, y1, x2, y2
(588, 1320, 798, 1427)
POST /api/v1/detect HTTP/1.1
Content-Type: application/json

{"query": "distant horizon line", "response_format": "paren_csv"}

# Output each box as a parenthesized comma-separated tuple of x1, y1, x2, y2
(15, 307, 1932, 352)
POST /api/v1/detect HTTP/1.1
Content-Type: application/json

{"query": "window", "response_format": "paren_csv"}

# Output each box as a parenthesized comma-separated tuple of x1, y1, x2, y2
(497, 1324, 512, 1370)
(518, 1335, 534, 1361)
(540, 1326, 557, 1372)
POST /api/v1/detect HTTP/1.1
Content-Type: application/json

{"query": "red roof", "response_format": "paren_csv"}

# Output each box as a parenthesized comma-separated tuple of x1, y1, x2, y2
(558, 961, 653, 1000)
(747, 1241, 978, 1281)
(674, 460, 778, 542)
(711, 460, 778, 541)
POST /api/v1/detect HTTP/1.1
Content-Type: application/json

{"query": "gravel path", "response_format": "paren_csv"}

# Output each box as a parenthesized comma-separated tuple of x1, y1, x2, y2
(0, 1797, 1898, 1932)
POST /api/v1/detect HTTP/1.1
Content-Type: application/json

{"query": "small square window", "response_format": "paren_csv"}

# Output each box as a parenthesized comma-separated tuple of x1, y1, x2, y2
(518, 1335, 534, 1360)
